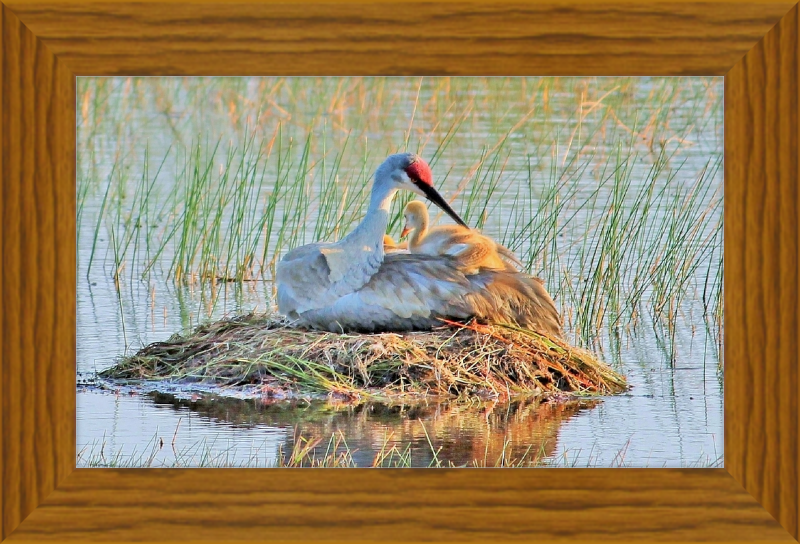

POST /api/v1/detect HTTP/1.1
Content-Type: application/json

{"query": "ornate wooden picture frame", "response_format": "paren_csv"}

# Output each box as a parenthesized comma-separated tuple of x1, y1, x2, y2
(2, 1, 798, 541)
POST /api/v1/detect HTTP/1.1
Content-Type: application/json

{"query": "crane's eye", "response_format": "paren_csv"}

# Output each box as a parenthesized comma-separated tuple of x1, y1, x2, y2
(405, 160, 433, 187)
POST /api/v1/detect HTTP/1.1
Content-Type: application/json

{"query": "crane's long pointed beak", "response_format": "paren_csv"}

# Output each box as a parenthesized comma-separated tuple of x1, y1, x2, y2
(419, 184, 468, 228)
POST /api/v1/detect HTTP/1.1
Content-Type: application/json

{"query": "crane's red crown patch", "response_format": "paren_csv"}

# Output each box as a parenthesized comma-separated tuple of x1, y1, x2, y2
(406, 158, 433, 187)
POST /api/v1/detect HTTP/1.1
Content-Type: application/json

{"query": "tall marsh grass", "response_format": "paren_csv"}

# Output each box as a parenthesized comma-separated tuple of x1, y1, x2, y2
(77, 76, 723, 349)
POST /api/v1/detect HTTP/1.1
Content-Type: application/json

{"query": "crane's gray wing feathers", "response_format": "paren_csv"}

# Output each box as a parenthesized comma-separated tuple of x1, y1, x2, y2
(276, 244, 332, 318)
(277, 243, 382, 317)
(293, 253, 562, 337)
(297, 255, 471, 332)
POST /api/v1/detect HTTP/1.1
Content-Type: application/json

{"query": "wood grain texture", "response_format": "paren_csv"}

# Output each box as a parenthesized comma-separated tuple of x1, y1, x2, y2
(725, 1, 800, 539)
(0, 0, 798, 542)
(6, 469, 795, 542)
(0, 3, 76, 541)
(0, 4, 5, 541)
(3, 2, 797, 76)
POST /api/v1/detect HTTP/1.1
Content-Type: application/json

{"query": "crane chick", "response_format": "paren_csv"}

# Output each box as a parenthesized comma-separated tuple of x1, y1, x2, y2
(401, 200, 522, 274)
(383, 234, 407, 252)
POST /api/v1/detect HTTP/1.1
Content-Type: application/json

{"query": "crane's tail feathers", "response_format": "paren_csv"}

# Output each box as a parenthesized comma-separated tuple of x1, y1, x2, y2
(468, 271, 563, 338)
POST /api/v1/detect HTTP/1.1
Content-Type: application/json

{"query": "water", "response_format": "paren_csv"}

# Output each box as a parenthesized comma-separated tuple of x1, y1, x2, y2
(77, 77, 723, 467)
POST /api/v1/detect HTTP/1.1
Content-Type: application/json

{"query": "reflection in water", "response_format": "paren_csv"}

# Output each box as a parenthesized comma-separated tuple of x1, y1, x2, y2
(77, 77, 724, 467)
(147, 392, 597, 467)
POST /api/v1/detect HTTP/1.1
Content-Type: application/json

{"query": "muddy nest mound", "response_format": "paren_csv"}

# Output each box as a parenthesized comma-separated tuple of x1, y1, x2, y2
(101, 314, 627, 401)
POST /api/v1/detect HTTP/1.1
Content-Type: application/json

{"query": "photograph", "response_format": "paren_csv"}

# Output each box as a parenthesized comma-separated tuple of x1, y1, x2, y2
(76, 76, 723, 468)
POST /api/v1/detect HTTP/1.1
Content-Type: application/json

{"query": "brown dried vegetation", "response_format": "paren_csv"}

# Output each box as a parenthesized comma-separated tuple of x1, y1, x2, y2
(103, 314, 627, 401)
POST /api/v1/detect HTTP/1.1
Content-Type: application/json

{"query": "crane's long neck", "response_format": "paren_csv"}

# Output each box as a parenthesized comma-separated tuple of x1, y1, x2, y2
(330, 179, 397, 285)
(320, 181, 396, 291)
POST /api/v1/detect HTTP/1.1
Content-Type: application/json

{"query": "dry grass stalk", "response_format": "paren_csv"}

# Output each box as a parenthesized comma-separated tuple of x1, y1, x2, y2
(102, 314, 628, 401)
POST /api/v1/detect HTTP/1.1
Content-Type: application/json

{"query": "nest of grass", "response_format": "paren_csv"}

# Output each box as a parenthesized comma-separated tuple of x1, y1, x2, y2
(101, 314, 627, 401)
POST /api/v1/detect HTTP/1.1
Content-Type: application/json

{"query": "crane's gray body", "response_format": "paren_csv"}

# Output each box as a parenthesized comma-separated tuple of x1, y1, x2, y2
(276, 153, 562, 336)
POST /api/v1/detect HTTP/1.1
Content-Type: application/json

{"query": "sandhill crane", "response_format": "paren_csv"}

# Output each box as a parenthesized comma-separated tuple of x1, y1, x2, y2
(382, 234, 407, 252)
(276, 152, 562, 337)
(400, 200, 523, 273)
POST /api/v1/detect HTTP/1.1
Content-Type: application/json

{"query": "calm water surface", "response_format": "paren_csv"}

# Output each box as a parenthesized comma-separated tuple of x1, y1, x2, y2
(77, 77, 723, 467)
